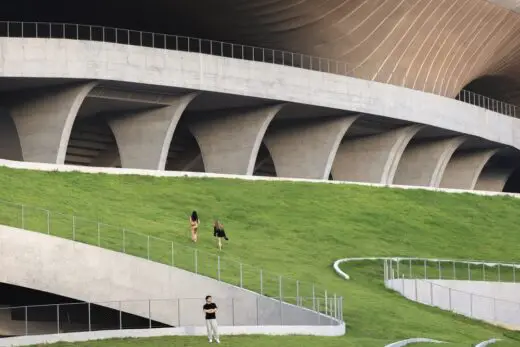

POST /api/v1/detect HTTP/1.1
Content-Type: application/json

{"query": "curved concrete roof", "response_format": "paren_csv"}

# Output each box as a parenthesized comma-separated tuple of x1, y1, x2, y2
(4, 0, 520, 102)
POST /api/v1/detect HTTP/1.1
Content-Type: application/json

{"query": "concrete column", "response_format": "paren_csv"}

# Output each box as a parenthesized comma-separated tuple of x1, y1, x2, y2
(264, 116, 358, 179)
(8, 82, 96, 164)
(393, 136, 466, 187)
(188, 105, 284, 175)
(331, 125, 423, 184)
(475, 167, 516, 192)
(108, 93, 197, 170)
(439, 149, 498, 190)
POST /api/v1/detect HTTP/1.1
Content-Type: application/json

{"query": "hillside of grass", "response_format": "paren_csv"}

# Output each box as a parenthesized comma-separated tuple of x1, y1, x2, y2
(1, 166, 520, 346)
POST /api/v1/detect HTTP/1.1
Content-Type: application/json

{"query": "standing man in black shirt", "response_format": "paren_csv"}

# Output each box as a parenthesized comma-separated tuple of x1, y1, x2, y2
(203, 295, 220, 343)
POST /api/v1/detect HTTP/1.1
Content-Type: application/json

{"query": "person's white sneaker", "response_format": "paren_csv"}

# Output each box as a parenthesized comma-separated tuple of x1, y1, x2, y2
(215, 339, 220, 344)
(208, 339, 213, 343)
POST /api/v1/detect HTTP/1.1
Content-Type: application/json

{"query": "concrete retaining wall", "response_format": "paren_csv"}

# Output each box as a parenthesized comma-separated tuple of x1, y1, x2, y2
(0, 225, 338, 329)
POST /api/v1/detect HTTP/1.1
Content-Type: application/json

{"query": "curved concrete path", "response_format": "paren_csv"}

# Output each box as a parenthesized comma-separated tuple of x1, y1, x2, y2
(475, 339, 502, 347)
(384, 338, 444, 347)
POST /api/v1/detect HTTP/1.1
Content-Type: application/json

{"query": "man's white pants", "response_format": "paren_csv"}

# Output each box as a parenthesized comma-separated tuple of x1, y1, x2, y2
(206, 319, 219, 340)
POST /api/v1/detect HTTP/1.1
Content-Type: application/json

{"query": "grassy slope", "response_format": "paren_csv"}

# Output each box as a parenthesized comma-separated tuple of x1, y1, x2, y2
(0, 167, 519, 346)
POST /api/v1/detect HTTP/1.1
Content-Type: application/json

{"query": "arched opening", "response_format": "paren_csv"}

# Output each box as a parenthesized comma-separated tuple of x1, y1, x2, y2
(65, 116, 121, 167)
(503, 167, 520, 193)
(0, 107, 23, 161)
(253, 143, 276, 177)
(166, 124, 204, 172)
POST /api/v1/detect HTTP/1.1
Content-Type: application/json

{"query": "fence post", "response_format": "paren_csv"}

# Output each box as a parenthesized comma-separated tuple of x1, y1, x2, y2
(453, 261, 456, 280)
(483, 263, 486, 281)
(325, 290, 328, 316)
(424, 259, 427, 279)
(195, 249, 198, 274)
(468, 263, 471, 280)
(171, 241, 174, 266)
(232, 298, 235, 326)
(438, 260, 442, 279)
(317, 297, 321, 324)
(396, 260, 400, 277)
(217, 256, 221, 281)
(119, 301, 122, 329)
(514, 266, 516, 283)
(498, 264, 501, 282)
(88, 302, 91, 331)
(240, 263, 243, 288)
(21, 204, 25, 229)
(279, 276, 283, 301)
(147, 235, 150, 260)
(97, 222, 101, 246)
(72, 215, 76, 240)
(149, 300, 152, 329)
(260, 269, 263, 295)
(334, 293, 337, 319)
(25, 306, 28, 335)
(47, 210, 50, 234)
(296, 280, 300, 306)
(56, 304, 60, 334)
(312, 284, 316, 311)
(122, 229, 126, 253)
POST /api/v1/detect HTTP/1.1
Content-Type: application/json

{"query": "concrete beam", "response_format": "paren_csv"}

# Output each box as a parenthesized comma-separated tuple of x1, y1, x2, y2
(264, 116, 358, 179)
(108, 93, 197, 170)
(331, 125, 423, 184)
(393, 137, 466, 187)
(440, 149, 499, 190)
(8, 82, 96, 164)
(189, 105, 284, 175)
(475, 167, 517, 192)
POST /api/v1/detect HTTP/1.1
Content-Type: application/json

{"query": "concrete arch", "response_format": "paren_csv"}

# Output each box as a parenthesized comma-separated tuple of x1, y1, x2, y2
(264, 116, 358, 180)
(7, 82, 97, 164)
(475, 166, 519, 192)
(108, 93, 198, 170)
(0, 108, 23, 161)
(439, 149, 499, 190)
(331, 125, 423, 184)
(393, 136, 466, 187)
(188, 104, 285, 175)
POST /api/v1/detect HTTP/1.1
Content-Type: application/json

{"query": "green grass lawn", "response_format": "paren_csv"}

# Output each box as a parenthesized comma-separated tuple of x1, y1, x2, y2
(0, 167, 519, 346)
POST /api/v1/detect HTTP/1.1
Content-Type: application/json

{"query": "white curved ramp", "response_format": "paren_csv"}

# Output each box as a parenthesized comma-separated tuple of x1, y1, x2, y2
(385, 338, 445, 347)
(475, 339, 501, 347)
(0, 225, 342, 335)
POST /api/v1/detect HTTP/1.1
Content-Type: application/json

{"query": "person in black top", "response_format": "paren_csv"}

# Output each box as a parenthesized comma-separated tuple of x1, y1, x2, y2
(203, 295, 220, 343)
(213, 220, 228, 251)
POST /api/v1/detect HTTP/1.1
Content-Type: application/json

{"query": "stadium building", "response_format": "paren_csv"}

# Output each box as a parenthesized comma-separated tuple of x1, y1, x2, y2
(0, 0, 520, 191)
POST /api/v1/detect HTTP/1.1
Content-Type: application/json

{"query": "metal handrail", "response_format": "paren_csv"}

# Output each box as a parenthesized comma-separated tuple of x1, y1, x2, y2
(0, 20, 516, 118)
(0, 198, 337, 319)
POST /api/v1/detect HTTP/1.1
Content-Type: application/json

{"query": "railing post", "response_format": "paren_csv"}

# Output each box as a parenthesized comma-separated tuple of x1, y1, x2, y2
(25, 306, 28, 335)
(232, 298, 235, 326)
(56, 304, 60, 334)
(396, 260, 400, 278)
(514, 266, 516, 283)
(149, 300, 152, 329)
(325, 290, 328, 316)
(260, 269, 263, 295)
(72, 215, 76, 240)
(317, 297, 321, 324)
(217, 256, 221, 281)
(312, 284, 316, 311)
(333, 293, 337, 319)
(483, 263, 486, 281)
(195, 249, 198, 274)
(296, 280, 300, 306)
(47, 210, 50, 234)
(438, 260, 441, 279)
(409, 258, 412, 278)
(453, 261, 456, 280)
(468, 262, 471, 280)
(119, 301, 122, 329)
(88, 302, 91, 331)
(171, 241, 174, 266)
(122, 229, 126, 253)
(498, 264, 501, 282)
(240, 263, 243, 288)
(97, 222, 101, 246)
(76, 24, 79, 39)
(424, 259, 427, 279)
(279, 275, 283, 301)
(147, 235, 150, 260)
